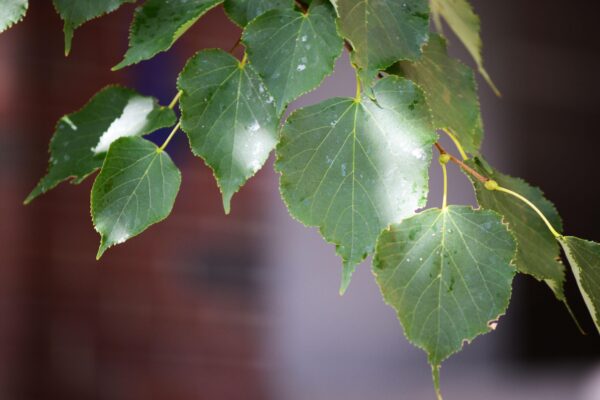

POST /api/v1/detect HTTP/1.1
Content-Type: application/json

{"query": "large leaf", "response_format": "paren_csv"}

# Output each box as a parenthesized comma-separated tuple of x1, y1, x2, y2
(390, 34, 483, 155)
(373, 206, 516, 367)
(0, 0, 28, 33)
(25, 86, 176, 204)
(336, 0, 429, 77)
(430, 0, 499, 95)
(178, 49, 278, 213)
(242, 0, 343, 114)
(559, 236, 600, 333)
(224, 0, 292, 27)
(466, 158, 567, 301)
(276, 76, 437, 293)
(53, 0, 133, 55)
(113, 0, 222, 70)
(91, 136, 181, 258)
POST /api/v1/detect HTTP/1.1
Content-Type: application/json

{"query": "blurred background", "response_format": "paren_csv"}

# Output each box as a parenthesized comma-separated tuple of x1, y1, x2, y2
(1, 1, 599, 399)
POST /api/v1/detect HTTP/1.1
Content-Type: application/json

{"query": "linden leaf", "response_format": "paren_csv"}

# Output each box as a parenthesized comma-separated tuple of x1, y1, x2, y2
(25, 86, 176, 204)
(430, 0, 499, 95)
(242, 0, 343, 114)
(52, 0, 134, 55)
(113, 0, 222, 70)
(91, 136, 181, 259)
(373, 206, 516, 393)
(224, 0, 293, 27)
(390, 34, 483, 155)
(276, 76, 436, 293)
(0, 0, 28, 33)
(559, 236, 600, 333)
(336, 0, 429, 77)
(178, 49, 278, 214)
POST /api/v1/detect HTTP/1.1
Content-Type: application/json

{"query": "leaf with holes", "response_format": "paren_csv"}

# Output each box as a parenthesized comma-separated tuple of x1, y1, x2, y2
(53, 0, 133, 55)
(0, 0, 28, 33)
(113, 0, 222, 70)
(276, 76, 436, 293)
(336, 0, 429, 80)
(390, 34, 483, 155)
(373, 206, 516, 392)
(224, 0, 293, 27)
(25, 86, 176, 204)
(91, 136, 181, 258)
(242, 0, 343, 114)
(559, 236, 600, 333)
(178, 49, 278, 213)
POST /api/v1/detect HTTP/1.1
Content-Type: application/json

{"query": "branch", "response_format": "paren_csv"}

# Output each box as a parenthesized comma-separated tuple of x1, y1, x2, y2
(434, 143, 488, 183)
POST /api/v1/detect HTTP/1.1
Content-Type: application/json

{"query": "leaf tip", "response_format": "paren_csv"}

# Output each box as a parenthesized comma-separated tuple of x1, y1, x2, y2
(339, 261, 357, 295)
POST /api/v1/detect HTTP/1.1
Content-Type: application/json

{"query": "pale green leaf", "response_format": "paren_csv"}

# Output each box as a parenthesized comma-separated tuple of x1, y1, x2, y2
(91, 136, 181, 258)
(337, 0, 429, 76)
(25, 86, 176, 204)
(178, 49, 278, 214)
(53, 0, 134, 55)
(113, 0, 222, 70)
(430, 0, 499, 95)
(276, 76, 436, 293)
(390, 34, 483, 155)
(242, 0, 343, 114)
(0, 0, 28, 33)
(224, 0, 293, 27)
(373, 206, 516, 367)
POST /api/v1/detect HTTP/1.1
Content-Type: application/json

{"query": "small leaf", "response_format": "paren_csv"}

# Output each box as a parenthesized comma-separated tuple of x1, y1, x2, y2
(431, 0, 499, 95)
(53, 0, 134, 55)
(224, 0, 292, 27)
(559, 236, 600, 334)
(276, 76, 437, 293)
(242, 0, 343, 114)
(25, 86, 176, 204)
(390, 34, 483, 155)
(373, 206, 516, 366)
(91, 136, 181, 258)
(466, 157, 567, 301)
(337, 0, 429, 75)
(113, 0, 222, 70)
(178, 49, 278, 213)
(0, 0, 28, 33)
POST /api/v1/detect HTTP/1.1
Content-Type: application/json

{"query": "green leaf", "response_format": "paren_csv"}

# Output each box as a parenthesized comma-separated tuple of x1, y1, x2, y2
(559, 236, 600, 333)
(113, 0, 223, 70)
(373, 206, 516, 367)
(276, 76, 437, 293)
(53, 0, 134, 55)
(224, 0, 292, 27)
(390, 34, 483, 155)
(0, 0, 28, 33)
(431, 0, 499, 95)
(91, 136, 181, 259)
(336, 0, 429, 76)
(178, 49, 278, 214)
(25, 86, 176, 204)
(466, 157, 567, 301)
(242, 0, 343, 114)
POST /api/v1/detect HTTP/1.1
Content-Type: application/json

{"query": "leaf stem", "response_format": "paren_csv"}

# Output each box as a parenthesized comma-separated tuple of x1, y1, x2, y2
(157, 120, 181, 153)
(354, 72, 361, 102)
(168, 90, 183, 109)
(435, 143, 487, 183)
(442, 128, 468, 160)
(439, 154, 450, 209)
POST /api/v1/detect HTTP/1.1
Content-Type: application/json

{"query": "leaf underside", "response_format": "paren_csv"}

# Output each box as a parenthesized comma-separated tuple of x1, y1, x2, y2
(224, 0, 293, 27)
(0, 0, 28, 33)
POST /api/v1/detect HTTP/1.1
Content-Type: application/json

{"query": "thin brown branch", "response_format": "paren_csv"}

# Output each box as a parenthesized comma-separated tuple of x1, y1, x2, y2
(294, 0, 308, 13)
(228, 37, 241, 54)
(435, 143, 489, 183)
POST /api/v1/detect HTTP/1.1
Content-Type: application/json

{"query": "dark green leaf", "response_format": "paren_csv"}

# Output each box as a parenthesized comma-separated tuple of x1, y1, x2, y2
(113, 0, 222, 70)
(178, 49, 278, 213)
(25, 86, 176, 204)
(337, 0, 429, 76)
(53, 0, 133, 55)
(276, 76, 436, 293)
(390, 34, 483, 155)
(224, 0, 292, 27)
(242, 0, 343, 114)
(373, 206, 516, 367)
(559, 236, 600, 333)
(91, 136, 181, 258)
(0, 0, 28, 33)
